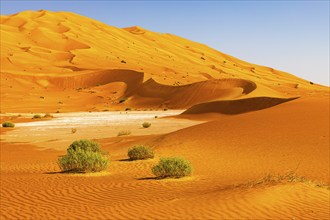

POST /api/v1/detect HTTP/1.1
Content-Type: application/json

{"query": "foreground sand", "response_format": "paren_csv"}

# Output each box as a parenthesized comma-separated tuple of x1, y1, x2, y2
(1, 97, 329, 219)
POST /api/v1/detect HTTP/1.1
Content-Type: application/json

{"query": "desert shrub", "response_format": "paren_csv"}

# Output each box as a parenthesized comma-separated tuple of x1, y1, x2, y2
(125, 108, 131, 111)
(58, 148, 109, 172)
(128, 145, 154, 160)
(58, 139, 109, 173)
(67, 139, 101, 153)
(33, 114, 42, 119)
(2, 121, 15, 128)
(44, 113, 53, 118)
(142, 122, 151, 128)
(152, 157, 192, 178)
(118, 130, 131, 136)
(71, 128, 77, 134)
(119, 97, 127, 103)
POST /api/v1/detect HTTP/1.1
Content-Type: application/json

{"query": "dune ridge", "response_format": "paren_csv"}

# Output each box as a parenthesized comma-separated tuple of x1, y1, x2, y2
(1, 10, 328, 113)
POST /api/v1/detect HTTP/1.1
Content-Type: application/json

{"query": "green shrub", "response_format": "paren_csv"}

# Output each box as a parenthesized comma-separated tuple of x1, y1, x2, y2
(152, 157, 192, 178)
(142, 122, 151, 128)
(2, 121, 15, 128)
(58, 139, 109, 173)
(67, 139, 101, 153)
(33, 114, 42, 119)
(128, 145, 154, 160)
(118, 130, 131, 136)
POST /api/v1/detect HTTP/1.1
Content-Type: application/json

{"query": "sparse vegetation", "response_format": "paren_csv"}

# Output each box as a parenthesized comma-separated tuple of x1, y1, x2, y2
(44, 113, 53, 118)
(236, 171, 330, 190)
(58, 139, 109, 173)
(142, 122, 151, 128)
(128, 145, 154, 160)
(152, 157, 192, 178)
(32, 114, 42, 119)
(71, 128, 77, 134)
(118, 130, 131, 136)
(2, 121, 15, 128)
(119, 97, 127, 103)
(125, 108, 131, 111)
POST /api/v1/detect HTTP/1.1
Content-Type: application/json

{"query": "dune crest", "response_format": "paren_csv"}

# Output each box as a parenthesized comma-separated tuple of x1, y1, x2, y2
(1, 10, 328, 112)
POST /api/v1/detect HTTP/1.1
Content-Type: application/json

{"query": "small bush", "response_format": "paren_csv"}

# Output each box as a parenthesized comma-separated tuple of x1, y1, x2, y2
(2, 121, 15, 128)
(152, 157, 192, 178)
(125, 108, 131, 111)
(118, 130, 131, 136)
(44, 113, 53, 118)
(119, 97, 127, 103)
(67, 139, 101, 153)
(128, 145, 154, 160)
(142, 122, 151, 128)
(33, 114, 42, 119)
(58, 139, 109, 173)
(71, 128, 77, 134)
(58, 148, 109, 173)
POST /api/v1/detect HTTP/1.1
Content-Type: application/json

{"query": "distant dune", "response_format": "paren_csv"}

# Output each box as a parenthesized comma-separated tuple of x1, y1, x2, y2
(1, 10, 328, 113)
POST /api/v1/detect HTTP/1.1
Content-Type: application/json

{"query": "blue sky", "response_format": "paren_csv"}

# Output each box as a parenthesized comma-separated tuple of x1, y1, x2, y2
(1, 1, 329, 85)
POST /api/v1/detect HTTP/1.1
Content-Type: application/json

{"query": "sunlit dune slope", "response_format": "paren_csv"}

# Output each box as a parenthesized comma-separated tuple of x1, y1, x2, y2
(1, 10, 328, 112)
(148, 97, 329, 184)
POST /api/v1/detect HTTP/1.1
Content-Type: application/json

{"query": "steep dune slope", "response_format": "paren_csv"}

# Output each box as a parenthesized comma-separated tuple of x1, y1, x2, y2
(1, 10, 327, 113)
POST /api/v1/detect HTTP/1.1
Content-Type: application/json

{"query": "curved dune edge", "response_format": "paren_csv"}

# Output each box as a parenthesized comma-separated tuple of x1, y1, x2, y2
(182, 96, 299, 115)
(129, 77, 258, 108)
(1, 69, 264, 111)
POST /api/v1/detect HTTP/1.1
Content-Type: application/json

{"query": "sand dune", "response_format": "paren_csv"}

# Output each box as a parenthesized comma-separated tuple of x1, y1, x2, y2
(1, 9, 329, 220)
(148, 97, 329, 184)
(1, 10, 328, 113)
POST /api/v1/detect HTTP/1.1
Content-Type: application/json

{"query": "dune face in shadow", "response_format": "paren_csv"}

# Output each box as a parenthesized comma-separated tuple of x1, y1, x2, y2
(182, 96, 299, 115)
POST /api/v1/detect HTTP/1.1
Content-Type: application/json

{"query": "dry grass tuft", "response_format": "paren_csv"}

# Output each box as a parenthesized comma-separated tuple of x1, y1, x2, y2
(118, 130, 131, 136)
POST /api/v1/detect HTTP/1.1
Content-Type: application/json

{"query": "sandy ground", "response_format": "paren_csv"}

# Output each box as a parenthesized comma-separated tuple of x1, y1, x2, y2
(1, 98, 329, 219)
(0, 9, 329, 220)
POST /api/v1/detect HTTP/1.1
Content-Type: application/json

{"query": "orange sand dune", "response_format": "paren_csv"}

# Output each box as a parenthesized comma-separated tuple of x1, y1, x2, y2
(1, 10, 328, 113)
(149, 97, 330, 184)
